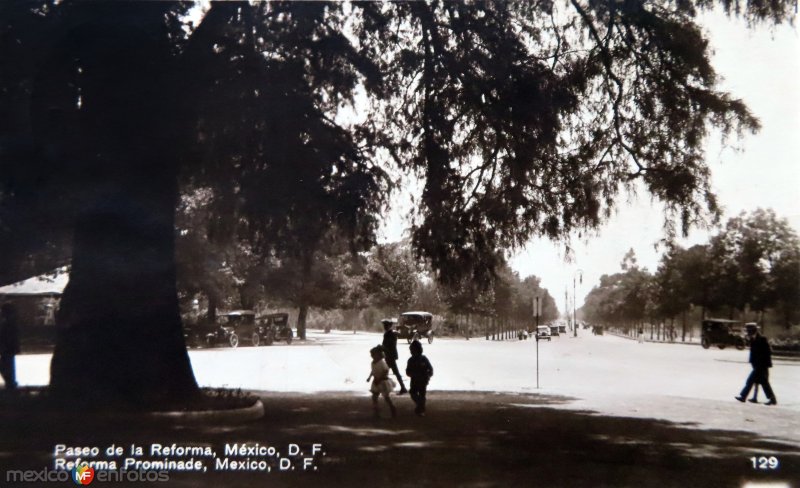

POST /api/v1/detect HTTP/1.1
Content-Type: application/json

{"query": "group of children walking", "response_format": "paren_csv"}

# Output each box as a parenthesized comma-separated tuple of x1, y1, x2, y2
(367, 319, 434, 418)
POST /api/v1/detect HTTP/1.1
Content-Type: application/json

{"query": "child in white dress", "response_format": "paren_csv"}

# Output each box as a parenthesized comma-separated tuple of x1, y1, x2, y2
(367, 345, 397, 418)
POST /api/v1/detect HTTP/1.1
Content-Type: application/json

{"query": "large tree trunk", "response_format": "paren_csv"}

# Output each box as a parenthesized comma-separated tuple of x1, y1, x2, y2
(295, 250, 315, 340)
(238, 284, 255, 311)
(50, 175, 198, 405)
(682, 311, 687, 342)
(297, 303, 309, 340)
(44, 4, 199, 406)
(207, 294, 218, 325)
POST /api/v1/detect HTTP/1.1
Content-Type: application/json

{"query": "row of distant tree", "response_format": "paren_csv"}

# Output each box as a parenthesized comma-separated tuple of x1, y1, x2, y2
(580, 209, 800, 336)
(176, 191, 559, 337)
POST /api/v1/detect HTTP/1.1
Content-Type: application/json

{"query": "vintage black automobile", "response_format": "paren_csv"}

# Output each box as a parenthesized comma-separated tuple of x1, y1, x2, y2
(212, 310, 258, 348)
(256, 312, 294, 345)
(701, 318, 746, 350)
(396, 311, 435, 344)
(184, 310, 258, 348)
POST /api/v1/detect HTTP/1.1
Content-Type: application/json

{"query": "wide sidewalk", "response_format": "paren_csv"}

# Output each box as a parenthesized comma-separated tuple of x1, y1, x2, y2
(0, 389, 797, 488)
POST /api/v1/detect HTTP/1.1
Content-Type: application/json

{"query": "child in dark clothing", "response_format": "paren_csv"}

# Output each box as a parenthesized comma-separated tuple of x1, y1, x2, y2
(405, 340, 433, 416)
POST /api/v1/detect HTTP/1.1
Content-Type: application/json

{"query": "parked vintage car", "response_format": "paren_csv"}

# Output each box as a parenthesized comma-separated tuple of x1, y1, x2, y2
(701, 318, 746, 350)
(257, 312, 294, 345)
(549, 325, 560, 337)
(183, 310, 258, 348)
(396, 311, 435, 344)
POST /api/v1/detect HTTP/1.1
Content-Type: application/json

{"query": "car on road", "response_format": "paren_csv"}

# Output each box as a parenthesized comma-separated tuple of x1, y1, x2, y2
(701, 319, 746, 350)
(549, 325, 560, 337)
(257, 312, 294, 345)
(185, 310, 258, 348)
(536, 325, 551, 341)
(396, 311, 435, 344)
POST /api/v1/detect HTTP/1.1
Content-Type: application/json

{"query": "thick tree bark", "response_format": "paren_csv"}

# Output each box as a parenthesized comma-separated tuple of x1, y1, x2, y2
(295, 250, 315, 340)
(238, 285, 255, 311)
(41, 4, 200, 406)
(50, 176, 198, 405)
(681, 311, 687, 342)
(297, 303, 309, 340)
(207, 294, 218, 325)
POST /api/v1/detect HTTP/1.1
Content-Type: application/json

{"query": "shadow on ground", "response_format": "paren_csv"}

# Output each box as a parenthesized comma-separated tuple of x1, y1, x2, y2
(0, 390, 796, 487)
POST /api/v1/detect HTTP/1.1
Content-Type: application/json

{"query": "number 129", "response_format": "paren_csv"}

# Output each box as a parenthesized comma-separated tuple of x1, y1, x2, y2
(750, 456, 779, 470)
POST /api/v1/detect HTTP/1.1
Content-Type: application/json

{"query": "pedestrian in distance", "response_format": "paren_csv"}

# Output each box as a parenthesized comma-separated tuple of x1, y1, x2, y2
(367, 345, 397, 418)
(637, 326, 644, 344)
(381, 319, 408, 394)
(736, 323, 777, 406)
(406, 340, 433, 416)
(0, 303, 20, 390)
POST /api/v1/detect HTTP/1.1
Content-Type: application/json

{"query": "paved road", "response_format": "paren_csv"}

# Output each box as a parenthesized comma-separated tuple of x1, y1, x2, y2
(13, 329, 800, 445)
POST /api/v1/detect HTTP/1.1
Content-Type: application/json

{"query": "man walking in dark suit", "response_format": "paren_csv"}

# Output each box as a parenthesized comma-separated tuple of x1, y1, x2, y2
(736, 323, 777, 406)
(382, 319, 407, 394)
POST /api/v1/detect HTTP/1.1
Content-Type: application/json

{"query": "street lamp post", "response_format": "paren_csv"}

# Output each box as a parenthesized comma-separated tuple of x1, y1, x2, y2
(533, 295, 540, 389)
(573, 269, 583, 337)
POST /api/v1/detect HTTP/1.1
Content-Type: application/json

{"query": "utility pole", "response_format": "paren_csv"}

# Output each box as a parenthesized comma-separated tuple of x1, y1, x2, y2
(573, 269, 583, 337)
(534, 295, 540, 388)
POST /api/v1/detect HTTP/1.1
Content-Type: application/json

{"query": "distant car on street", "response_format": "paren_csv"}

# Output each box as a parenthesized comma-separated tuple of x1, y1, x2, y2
(536, 325, 551, 341)
(396, 311, 435, 344)
(701, 319, 746, 350)
(549, 325, 560, 337)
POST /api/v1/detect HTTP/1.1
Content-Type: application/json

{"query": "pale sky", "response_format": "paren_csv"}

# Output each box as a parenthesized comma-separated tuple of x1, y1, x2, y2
(511, 10, 800, 311)
(380, 9, 800, 312)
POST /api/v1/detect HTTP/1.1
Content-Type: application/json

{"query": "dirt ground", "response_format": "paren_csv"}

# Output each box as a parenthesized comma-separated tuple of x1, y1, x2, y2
(1, 390, 797, 487)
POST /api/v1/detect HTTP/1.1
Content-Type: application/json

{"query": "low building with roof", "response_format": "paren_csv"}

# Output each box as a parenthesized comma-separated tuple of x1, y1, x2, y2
(0, 268, 69, 346)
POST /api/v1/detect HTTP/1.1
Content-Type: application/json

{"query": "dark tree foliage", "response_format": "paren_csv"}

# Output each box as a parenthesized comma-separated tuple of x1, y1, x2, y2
(260, 246, 347, 338)
(183, 3, 391, 339)
(586, 210, 800, 329)
(438, 263, 558, 325)
(0, 1, 794, 404)
(582, 251, 655, 328)
(185, 3, 388, 254)
(709, 209, 800, 323)
(175, 189, 237, 322)
(358, 1, 791, 286)
(518, 275, 559, 325)
(362, 243, 421, 313)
